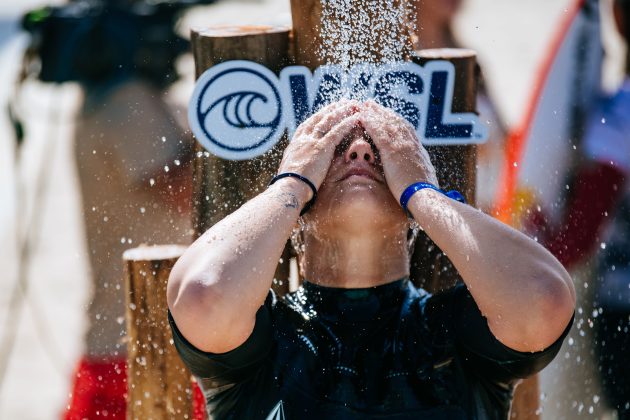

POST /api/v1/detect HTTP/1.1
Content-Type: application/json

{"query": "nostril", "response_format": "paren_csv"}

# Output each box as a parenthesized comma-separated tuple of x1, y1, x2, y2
(364, 153, 370, 161)
(350, 151, 358, 160)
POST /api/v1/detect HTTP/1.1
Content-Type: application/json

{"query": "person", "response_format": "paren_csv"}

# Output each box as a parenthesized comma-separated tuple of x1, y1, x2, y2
(53, 4, 195, 417)
(167, 99, 575, 419)
(535, 0, 630, 269)
(531, 0, 629, 417)
(64, 81, 193, 419)
(413, 0, 507, 212)
(594, 193, 630, 419)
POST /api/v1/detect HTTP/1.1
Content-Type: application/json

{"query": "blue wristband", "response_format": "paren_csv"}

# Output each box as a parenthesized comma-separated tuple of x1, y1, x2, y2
(399, 182, 466, 214)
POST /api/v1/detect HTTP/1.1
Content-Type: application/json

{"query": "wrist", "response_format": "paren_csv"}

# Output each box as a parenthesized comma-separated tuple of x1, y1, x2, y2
(399, 182, 465, 216)
(270, 177, 312, 203)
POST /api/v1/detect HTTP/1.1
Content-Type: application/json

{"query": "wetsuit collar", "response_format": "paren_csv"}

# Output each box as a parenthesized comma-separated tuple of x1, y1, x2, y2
(300, 278, 409, 324)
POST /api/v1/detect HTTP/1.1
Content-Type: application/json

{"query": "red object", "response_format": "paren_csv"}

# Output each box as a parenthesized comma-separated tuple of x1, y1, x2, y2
(192, 382, 207, 420)
(63, 357, 207, 420)
(63, 357, 127, 420)
(543, 162, 625, 269)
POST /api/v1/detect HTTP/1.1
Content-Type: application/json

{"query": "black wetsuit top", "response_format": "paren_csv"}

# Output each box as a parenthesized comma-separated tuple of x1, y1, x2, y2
(169, 279, 572, 419)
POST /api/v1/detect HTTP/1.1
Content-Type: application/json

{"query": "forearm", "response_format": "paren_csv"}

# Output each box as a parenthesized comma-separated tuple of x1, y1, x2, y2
(408, 189, 575, 352)
(168, 178, 309, 352)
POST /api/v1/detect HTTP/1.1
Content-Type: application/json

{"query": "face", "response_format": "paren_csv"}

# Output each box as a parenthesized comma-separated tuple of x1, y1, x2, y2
(303, 126, 409, 239)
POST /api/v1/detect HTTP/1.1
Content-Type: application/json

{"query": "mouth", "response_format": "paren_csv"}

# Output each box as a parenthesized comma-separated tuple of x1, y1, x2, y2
(337, 167, 383, 183)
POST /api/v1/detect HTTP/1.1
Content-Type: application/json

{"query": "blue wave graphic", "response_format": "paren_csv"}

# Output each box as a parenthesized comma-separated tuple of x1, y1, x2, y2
(202, 91, 276, 129)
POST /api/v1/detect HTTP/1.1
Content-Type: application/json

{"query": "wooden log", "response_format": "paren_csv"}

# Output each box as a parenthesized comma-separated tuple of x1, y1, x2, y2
(289, 0, 415, 68)
(190, 26, 292, 295)
(406, 48, 478, 293)
(124, 245, 194, 420)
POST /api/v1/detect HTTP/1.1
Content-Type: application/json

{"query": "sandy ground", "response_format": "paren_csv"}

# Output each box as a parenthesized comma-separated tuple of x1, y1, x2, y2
(0, 0, 626, 418)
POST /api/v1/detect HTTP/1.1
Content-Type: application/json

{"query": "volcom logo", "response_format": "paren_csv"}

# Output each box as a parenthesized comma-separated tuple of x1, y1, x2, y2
(265, 400, 286, 420)
(189, 60, 488, 161)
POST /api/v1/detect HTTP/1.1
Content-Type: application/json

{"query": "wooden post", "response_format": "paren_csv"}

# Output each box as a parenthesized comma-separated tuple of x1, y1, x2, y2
(190, 26, 292, 295)
(411, 48, 478, 293)
(124, 245, 194, 420)
(289, 0, 414, 68)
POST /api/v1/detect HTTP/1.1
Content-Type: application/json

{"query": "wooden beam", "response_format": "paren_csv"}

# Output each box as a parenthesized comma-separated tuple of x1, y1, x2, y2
(124, 245, 194, 419)
(409, 48, 478, 293)
(190, 26, 292, 296)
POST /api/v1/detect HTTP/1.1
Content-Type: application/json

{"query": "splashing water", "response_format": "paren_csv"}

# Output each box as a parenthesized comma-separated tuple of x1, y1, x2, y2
(317, 0, 417, 96)
(319, 0, 415, 67)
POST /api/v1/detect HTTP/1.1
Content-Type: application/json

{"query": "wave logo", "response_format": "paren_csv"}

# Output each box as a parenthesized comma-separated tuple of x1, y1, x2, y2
(189, 61, 284, 160)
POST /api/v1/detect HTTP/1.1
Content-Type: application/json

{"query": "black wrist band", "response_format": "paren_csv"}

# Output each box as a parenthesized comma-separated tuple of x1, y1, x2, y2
(269, 172, 318, 216)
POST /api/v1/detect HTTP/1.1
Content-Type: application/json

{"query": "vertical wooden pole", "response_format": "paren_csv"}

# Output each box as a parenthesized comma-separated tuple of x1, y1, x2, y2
(190, 26, 292, 295)
(289, 2, 477, 294)
(289, 0, 414, 68)
(411, 48, 478, 293)
(125, 245, 193, 420)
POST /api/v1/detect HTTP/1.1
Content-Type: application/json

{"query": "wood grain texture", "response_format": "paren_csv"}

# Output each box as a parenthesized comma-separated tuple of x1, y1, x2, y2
(410, 48, 478, 293)
(124, 245, 194, 420)
(289, 0, 415, 69)
(191, 26, 292, 296)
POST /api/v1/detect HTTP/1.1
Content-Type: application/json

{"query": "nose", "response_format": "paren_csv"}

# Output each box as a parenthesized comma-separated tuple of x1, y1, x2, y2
(344, 138, 375, 164)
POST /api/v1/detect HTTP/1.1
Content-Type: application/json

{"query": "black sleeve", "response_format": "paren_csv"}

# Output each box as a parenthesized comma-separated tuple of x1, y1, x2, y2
(426, 285, 574, 383)
(168, 292, 275, 387)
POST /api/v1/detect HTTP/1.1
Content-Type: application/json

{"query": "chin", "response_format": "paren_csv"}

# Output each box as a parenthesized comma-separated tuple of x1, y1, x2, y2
(311, 183, 407, 233)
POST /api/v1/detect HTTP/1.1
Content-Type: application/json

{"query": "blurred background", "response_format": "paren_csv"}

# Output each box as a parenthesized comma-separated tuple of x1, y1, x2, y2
(0, 0, 627, 418)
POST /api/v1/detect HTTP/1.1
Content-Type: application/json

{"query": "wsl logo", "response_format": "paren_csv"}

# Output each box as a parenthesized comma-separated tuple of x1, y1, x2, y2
(189, 61, 285, 160)
(189, 60, 488, 161)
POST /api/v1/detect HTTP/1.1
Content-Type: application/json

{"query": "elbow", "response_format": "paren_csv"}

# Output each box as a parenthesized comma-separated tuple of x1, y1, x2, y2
(167, 268, 256, 353)
(524, 268, 576, 351)
(167, 267, 223, 322)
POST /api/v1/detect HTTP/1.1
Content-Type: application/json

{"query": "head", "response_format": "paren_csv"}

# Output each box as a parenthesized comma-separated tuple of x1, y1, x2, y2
(293, 123, 417, 282)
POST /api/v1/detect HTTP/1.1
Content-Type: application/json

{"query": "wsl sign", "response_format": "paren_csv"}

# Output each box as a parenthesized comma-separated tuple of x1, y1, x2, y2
(189, 60, 488, 161)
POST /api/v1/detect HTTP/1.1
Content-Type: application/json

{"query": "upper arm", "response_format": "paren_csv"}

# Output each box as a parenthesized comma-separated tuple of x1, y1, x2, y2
(167, 266, 259, 354)
(168, 293, 274, 384)
(426, 285, 573, 383)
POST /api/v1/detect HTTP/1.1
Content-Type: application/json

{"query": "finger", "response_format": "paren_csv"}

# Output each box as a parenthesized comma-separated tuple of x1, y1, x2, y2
(302, 99, 355, 131)
(320, 114, 362, 148)
(364, 100, 409, 126)
(356, 111, 391, 150)
(312, 101, 360, 137)
(294, 102, 341, 136)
